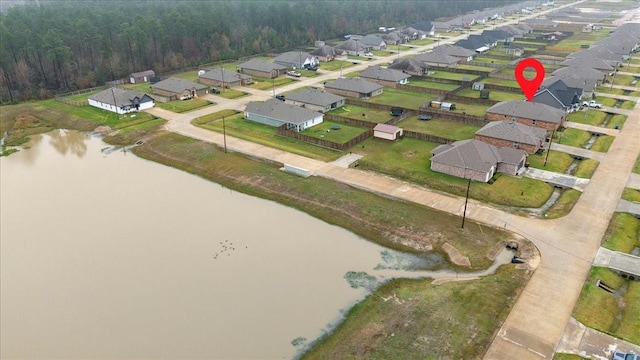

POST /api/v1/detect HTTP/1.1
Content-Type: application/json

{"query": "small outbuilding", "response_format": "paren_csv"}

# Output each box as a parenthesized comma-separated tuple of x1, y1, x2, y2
(373, 123, 403, 141)
(129, 70, 155, 84)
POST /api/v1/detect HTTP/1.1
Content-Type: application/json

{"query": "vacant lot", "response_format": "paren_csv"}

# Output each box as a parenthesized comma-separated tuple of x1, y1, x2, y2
(329, 105, 393, 124)
(397, 117, 480, 140)
(300, 121, 369, 144)
(155, 98, 211, 113)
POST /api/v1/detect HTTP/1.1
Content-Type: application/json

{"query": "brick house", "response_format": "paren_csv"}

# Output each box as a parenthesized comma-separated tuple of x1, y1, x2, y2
(359, 65, 410, 87)
(150, 77, 209, 101)
(244, 98, 323, 132)
(199, 68, 253, 88)
(324, 78, 383, 99)
(485, 100, 567, 130)
(474, 120, 547, 154)
(284, 88, 345, 113)
(431, 139, 527, 183)
(237, 59, 287, 79)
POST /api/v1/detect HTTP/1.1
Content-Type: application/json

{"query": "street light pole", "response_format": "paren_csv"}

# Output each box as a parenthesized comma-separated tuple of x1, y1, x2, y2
(461, 176, 471, 229)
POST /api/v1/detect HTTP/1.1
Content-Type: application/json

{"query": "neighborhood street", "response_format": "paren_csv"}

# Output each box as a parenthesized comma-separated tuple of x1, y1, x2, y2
(142, 1, 640, 358)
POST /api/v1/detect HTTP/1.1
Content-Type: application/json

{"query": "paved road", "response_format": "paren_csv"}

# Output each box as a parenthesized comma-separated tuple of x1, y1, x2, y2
(141, 1, 640, 358)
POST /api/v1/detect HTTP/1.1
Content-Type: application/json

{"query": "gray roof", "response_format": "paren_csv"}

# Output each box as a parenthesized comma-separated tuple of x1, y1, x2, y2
(310, 45, 344, 57)
(567, 48, 622, 64)
(335, 39, 368, 52)
(89, 87, 153, 108)
(551, 66, 604, 81)
(432, 45, 476, 58)
(389, 58, 426, 73)
(324, 78, 383, 94)
(543, 75, 596, 93)
(285, 88, 345, 107)
(238, 59, 287, 72)
(274, 51, 315, 65)
(130, 70, 155, 78)
(562, 55, 615, 71)
(151, 77, 208, 94)
(487, 100, 566, 123)
(431, 139, 525, 173)
(476, 120, 547, 146)
(414, 51, 459, 65)
(200, 68, 252, 82)
(245, 98, 321, 125)
(361, 34, 385, 47)
(359, 65, 411, 82)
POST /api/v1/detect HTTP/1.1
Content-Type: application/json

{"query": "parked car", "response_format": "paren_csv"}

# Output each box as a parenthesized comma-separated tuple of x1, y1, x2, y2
(390, 107, 404, 116)
(275, 95, 285, 101)
(364, 52, 374, 57)
(582, 100, 602, 108)
(612, 351, 639, 360)
(287, 71, 301, 77)
(211, 87, 220, 94)
(418, 113, 432, 121)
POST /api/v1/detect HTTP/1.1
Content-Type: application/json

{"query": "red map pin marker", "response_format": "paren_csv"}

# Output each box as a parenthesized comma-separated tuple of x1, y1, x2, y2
(515, 58, 545, 101)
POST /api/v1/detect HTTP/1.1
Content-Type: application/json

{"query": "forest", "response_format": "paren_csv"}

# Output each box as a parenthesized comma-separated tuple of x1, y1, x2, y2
(0, 0, 516, 102)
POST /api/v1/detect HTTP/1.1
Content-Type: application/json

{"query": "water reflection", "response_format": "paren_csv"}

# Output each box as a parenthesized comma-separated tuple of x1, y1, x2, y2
(48, 129, 88, 157)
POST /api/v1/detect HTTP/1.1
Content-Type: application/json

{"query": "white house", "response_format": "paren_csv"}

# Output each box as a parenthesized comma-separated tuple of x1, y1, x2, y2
(88, 87, 155, 114)
(244, 98, 323, 132)
(373, 123, 403, 141)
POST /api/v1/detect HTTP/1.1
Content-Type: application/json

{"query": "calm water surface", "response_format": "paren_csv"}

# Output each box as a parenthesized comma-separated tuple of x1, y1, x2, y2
(1, 130, 511, 359)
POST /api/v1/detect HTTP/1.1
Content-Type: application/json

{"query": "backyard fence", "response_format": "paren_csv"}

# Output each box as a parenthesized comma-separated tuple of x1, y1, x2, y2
(275, 124, 372, 151)
(55, 85, 107, 106)
(418, 107, 487, 126)
(429, 66, 487, 76)
(443, 93, 499, 106)
(467, 61, 505, 69)
(398, 83, 449, 95)
(105, 79, 126, 87)
(402, 130, 455, 144)
(324, 113, 378, 128)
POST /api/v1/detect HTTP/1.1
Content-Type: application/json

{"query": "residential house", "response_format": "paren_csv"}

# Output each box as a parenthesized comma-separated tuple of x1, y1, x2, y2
(129, 70, 155, 84)
(373, 124, 403, 141)
(505, 47, 524, 56)
(406, 21, 435, 36)
(150, 77, 209, 101)
(88, 87, 155, 114)
(475, 120, 547, 154)
(563, 52, 618, 72)
(361, 34, 387, 50)
(532, 79, 583, 112)
(237, 59, 287, 79)
(388, 58, 427, 76)
(523, 18, 557, 29)
(335, 38, 369, 56)
(274, 51, 318, 69)
(244, 98, 323, 132)
(359, 65, 410, 87)
(284, 88, 345, 113)
(455, 34, 497, 53)
(537, 31, 566, 41)
(430, 139, 527, 182)
(431, 45, 475, 62)
(414, 51, 459, 67)
(486, 100, 567, 130)
(401, 27, 428, 40)
(199, 68, 253, 88)
(482, 29, 515, 44)
(381, 31, 408, 46)
(324, 78, 383, 99)
(542, 75, 597, 99)
(310, 45, 347, 62)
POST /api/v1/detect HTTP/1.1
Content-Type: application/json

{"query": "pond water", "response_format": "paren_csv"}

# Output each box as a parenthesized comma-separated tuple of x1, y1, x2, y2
(0, 130, 511, 359)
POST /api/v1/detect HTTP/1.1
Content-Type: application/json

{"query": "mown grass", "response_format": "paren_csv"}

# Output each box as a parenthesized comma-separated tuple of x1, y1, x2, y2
(622, 188, 640, 203)
(456, 88, 523, 102)
(155, 98, 211, 113)
(329, 105, 393, 123)
(617, 281, 640, 344)
(407, 79, 460, 91)
(566, 110, 607, 127)
(545, 189, 581, 219)
(481, 78, 520, 89)
(553, 354, 588, 360)
(248, 76, 295, 90)
(353, 137, 553, 208)
(216, 88, 247, 99)
(602, 212, 640, 253)
(456, 64, 495, 72)
(573, 267, 625, 339)
(590, 135, 614, 153)
(300, 121, 369, 144)
(396, 117, 480, 140)
(367, 87, 438, 110)
(634, 154, 640, 174)
(611, 74, 640, 87)
(302, 267, 529, 360)
(554, 30, 611, 48)
(526, 150, 574, 174)
(427, 71, 479, 81)
(448, 102, 492, 117)
(554, 128, 591, 148)
(194, 112, 343, 161)
(319, 60, 355, 72)
(608, 114, 627, 129)
(573, 159, 599, 179)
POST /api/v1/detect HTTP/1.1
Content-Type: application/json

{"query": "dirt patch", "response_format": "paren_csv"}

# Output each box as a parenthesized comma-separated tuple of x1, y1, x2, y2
(404, 151, 416, 158)
(442, 242, 471, 267)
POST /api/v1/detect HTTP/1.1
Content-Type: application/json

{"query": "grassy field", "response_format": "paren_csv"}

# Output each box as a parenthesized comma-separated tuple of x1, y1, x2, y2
(194, 112, 343, 161)
(64, 88, 105, 102)
(526, 150, 574, 174)
(319, 60, 355, 72)
(155, 98, 211, 113)
(481, 78, 520, 89)
(329, 105, 393, 123)
(590, 135, 614, 153)
(622, 188, 640, 203)
(545, 189, 581, 219)
(396, 117, 480, 140)
(302, 267, 530, 360)
(472, 57, 513, 65)
(353, 137, 553, 208)
(554, 128, 591, 148)
(611, 74, 640, 87)
(555, 30, 611, 48)
(248, 76, 295, 90)
(427, 71, 479, 82)
(572, 266, 640, 345)
(367, 87, 438, 110)
(407, 79, 460, 91)
(553, 354, 588, 360)
(566, 110, 608, 127)
(634, 154, 640, 174)
(456, 64, 495, 72)
(300, 121, 369, 144)
(602, 212, 640, 254)
(456, 88, 524, 102)
(448, 102, 492, 117)
(216, 88, 248, 99)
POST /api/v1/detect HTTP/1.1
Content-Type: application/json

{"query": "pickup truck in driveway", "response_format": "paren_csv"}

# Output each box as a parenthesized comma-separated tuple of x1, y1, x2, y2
(582, 100, 602, 108)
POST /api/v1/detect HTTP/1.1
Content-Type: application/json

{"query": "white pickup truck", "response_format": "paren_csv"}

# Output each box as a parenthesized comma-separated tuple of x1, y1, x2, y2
(582, 100, 602, 109)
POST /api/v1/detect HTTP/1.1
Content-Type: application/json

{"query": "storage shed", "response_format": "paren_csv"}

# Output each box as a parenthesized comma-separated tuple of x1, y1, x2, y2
(373, 123, 403, 141)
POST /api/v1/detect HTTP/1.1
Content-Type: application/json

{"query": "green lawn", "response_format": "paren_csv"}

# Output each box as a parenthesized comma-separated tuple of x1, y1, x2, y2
(622, 188, 640, 203)
(456, 64, 495, 72)
(448, 102, 492, 117)
(368, 87, 438, 110)
(194, 112, 342, 161)
(171, 70, 201, 82)
(155, 98, 211, 113)
(602, 212, 640, 253)
(566, 110, 608, 127)
(526, 150, 574, 174)
(64, 88, 105, 102)
(554, 128, 591, 148)
(456, 88, 524, 102)
(353, 137, 553, 207)
(573, 267, 625, 338)
(216, 88, 247, 99)
(553, 353, 588, 360)
(555, 30, 611, 48)
(319, 60, 355, 72)
(427, 71, 479, 82)
(122, 83, 154, 93)
(481, 78, 520, 89)
(634, 154, 640, 174)
(407, 79, 460, 91)
(299, 121, 369, 144)
(608, 114, 627, 129)
(248, 76, 295, 90)
(472, 57, 513, 65)
(590, 135, 614, 153)
(573, 159, 599, 179)
(545, 189, 581, 219)
(611, 74, 640, 87)
(397, 116, 480, 140)
(329, 105, 393, 124)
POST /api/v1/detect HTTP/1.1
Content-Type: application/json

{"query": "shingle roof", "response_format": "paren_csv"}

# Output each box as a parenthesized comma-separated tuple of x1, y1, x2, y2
(414, 51, 459, 65)
(373, 123, 401, 134)
(561, 56, 615, 71)
(310, 45, 342, 57)
(535, 79, 582, 107)
(245, 98, 321, 125)
(361, 34, 385, 47)
(335, 39, 368, 52)
(431, 139, 504, 172)
(432, 45, 476, 58)
(324, 78, 383, 94)
(89, 87, 152, 107)
(359, 65, 411, 82)
(406, 21, 434, 32)
(389, 58, 426, 73)
(476, 120, 547, 146)
(543, 75, 596, 93)
(551, 66, 604, 80)
(238, 59, 287, 73)
(285, 88, 345, 107)
(274, 51, 314, 66)
(130, 70, 155, 78)
(200, 68, 252, 82)
(487, 100, 566, 123)
(151, 77, 207, 94)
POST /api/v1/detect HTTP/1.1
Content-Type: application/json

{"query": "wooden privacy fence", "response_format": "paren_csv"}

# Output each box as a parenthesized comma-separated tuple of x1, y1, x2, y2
(398, 83, 449, 95)
(275, 124, 372, 151)
(444, 94, 499, 106)
(402, 130, 455, 144)
(418, 107, 487, 126)
(324, 113, 378, 128)
(55, 85, 107, 106)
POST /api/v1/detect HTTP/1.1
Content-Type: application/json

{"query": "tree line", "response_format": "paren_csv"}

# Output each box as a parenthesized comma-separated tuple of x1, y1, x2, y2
(0, 0, 515, 103)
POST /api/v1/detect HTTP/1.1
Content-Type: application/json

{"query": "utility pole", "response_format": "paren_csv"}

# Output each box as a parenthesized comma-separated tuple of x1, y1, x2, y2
(220, 67, 225, 93)
(543, 128, 555, 166)
(222, 116, 227, 153)
(461, 176, 471, 229)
